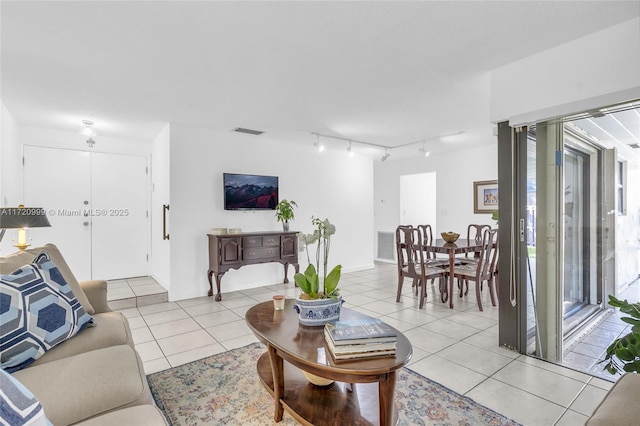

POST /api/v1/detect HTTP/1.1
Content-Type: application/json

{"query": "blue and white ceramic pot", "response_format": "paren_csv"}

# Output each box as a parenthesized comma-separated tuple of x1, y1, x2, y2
(292, 296, 343, 326)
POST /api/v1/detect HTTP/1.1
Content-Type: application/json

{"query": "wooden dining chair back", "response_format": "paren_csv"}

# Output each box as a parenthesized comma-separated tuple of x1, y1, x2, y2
(463, 224, 492, 261)
(452, 228, 498, 311)
(395, 225, 445, 308)
(416, 224, 435, 259)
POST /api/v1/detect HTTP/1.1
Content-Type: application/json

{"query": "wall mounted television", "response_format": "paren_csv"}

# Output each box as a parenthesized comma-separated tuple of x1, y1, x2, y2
(223, 173, 279, 210)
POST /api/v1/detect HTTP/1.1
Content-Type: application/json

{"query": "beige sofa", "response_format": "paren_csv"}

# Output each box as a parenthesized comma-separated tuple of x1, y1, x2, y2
(1, 244, 168, 426)
(586, 372, 640, 425)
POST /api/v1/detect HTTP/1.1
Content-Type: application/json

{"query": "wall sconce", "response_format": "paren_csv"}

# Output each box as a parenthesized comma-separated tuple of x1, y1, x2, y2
(381, 148, 390, 162)
(0, 205, 52, 250)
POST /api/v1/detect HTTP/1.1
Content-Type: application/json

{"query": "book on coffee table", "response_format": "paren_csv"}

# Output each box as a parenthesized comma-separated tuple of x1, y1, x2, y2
(325, 318, 397, 345)
(324, 329, 396, 354)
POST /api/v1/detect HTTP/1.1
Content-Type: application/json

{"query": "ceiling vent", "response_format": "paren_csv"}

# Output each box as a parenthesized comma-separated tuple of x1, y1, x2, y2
(629, 143, 640, 149)
(233, 127, 264, 136)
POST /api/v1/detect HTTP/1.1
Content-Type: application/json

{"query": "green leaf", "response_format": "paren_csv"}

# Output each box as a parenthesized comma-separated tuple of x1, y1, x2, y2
(615, 347, 635, 361)
(623, 361, 640, 373)
(621, 317, 640, 326)
(294, 273, 312, 294)
(324, 265, 342, 297)
(297, 264, 319, 297)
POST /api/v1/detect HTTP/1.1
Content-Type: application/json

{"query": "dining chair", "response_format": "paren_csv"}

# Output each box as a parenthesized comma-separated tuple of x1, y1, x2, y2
(450, 228, 498, 311)
(395, 225, 446, 308)
(459, 224, 492, 264)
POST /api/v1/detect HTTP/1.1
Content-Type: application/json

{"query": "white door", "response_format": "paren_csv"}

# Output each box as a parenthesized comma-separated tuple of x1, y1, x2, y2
(23, 146, 93, 280)
(23, 146, 149, 281)
(91, 152, 148, 279)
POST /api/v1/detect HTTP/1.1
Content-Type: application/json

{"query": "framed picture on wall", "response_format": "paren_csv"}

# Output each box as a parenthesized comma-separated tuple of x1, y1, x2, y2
(473, 180, 498, 213)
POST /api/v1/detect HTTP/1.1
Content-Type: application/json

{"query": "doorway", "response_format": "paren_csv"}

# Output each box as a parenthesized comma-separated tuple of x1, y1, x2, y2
(399, 172, 436, 228)
(23, 146, 149, 281)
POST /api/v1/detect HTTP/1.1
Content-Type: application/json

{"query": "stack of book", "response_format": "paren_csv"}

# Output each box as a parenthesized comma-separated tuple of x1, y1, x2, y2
(324, 318, 397, 360)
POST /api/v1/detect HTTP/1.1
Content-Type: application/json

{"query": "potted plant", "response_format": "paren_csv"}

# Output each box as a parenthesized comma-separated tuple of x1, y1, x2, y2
(292, 216, 343, 326)
(274, 199, 297, 231)
(600, 295, 640, 375)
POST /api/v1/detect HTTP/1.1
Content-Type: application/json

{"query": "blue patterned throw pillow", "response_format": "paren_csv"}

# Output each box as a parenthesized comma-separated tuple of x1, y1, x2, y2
(0, 368, 51, 425)
(0, 252, 93, 373)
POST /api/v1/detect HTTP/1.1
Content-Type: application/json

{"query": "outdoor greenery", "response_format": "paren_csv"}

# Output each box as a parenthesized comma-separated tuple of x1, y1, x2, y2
(600, 295, 640, 375)
(294, 217, 341, 300)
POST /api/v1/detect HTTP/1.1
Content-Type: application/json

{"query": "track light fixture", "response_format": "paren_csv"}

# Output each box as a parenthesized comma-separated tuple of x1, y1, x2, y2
(381, 149, 390, 162)
(347, 141, 355, 157)
(313, 134, 325, 152)
(420, 141, 430, 158)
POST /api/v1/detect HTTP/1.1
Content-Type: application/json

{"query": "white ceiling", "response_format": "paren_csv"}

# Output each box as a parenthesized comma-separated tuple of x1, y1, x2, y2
(2, 1, 639, 158)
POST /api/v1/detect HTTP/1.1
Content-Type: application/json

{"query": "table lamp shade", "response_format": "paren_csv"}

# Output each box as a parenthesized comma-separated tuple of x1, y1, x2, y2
(0, 206, 51, 250)
(0, 207, 51, 229)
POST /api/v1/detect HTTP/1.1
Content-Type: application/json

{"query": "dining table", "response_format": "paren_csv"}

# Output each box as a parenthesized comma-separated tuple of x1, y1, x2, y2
(422, 238, 484, 309)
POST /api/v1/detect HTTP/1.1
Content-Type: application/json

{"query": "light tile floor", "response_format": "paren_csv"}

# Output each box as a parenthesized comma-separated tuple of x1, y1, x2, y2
(107, 276, 168, 309)
(562, 279, 640, 380)
(114, 263, 614, 426)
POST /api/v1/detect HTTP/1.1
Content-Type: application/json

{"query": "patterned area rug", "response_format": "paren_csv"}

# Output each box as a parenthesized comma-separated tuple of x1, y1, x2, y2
(148, 342, 519, 426)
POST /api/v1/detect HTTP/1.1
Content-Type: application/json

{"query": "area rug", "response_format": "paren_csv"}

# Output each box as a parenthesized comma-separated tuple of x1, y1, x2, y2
(147, 342, 519, 426)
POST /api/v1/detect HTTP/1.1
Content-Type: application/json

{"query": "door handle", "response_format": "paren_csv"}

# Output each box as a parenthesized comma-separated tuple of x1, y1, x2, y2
(163, 204, 170, 240)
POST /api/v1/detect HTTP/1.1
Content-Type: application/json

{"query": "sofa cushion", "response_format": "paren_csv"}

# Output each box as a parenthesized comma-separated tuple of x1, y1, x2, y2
(0, 253, 93, 372)
(73, 405, 168, 426)
(0, 368, 51, 426)
(0, 244, 94, 314)
(13, 345, 154, 426)
(31, 312, 133, 366)
(586, 372, 640, 425)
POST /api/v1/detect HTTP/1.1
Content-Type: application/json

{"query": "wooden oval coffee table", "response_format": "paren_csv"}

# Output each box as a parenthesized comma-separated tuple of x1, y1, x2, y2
(245, 299, 412, 426)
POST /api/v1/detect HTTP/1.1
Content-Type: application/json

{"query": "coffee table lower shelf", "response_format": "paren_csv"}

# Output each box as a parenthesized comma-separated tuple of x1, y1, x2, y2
(256, 353, 398, 426)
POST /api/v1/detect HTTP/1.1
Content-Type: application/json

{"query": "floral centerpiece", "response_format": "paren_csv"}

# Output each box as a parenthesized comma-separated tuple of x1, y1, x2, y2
(292, 217, 343, 326)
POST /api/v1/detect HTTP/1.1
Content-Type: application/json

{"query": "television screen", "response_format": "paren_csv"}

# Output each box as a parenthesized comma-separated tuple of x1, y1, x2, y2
(223, 173, 279, 210)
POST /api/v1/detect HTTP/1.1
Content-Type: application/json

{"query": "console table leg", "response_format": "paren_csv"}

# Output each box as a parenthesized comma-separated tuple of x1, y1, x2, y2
(378, 371, 397, 426)
(207, 270, 224, 302)
(214, 273, 224, 302)
(283, 263, 289, 284)
(267, 345, 284, 422)
(207, 270, 214, 297)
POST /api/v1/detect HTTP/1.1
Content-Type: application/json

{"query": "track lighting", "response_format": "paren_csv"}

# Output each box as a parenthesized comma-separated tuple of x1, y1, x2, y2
(347, 141, 355, 157)
(313, 134, 325, 152)
(310, 130, 461, 160)
(420, 141, 430, 158)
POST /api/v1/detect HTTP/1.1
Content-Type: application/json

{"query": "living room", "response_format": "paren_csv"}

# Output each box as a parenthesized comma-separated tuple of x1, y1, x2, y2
(2, 2, 640, 425)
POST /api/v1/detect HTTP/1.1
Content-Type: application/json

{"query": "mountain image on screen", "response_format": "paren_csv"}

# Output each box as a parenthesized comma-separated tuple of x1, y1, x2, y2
(224, 174, 278, 210)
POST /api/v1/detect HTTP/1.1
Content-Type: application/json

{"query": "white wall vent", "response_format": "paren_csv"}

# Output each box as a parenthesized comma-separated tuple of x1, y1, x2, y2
(377, 231, 395, 261)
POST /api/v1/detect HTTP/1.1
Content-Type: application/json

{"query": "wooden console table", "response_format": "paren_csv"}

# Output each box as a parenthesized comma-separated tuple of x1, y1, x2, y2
(207, 231, 299, 301)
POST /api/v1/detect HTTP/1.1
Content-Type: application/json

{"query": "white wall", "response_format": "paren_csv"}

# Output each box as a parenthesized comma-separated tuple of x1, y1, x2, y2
(0, 103, 21, 253)
(374, 143, 497, 256)
(168, 124, 375, 301)
(491, 17, 640, 125)
(150, 124, 171, 290)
